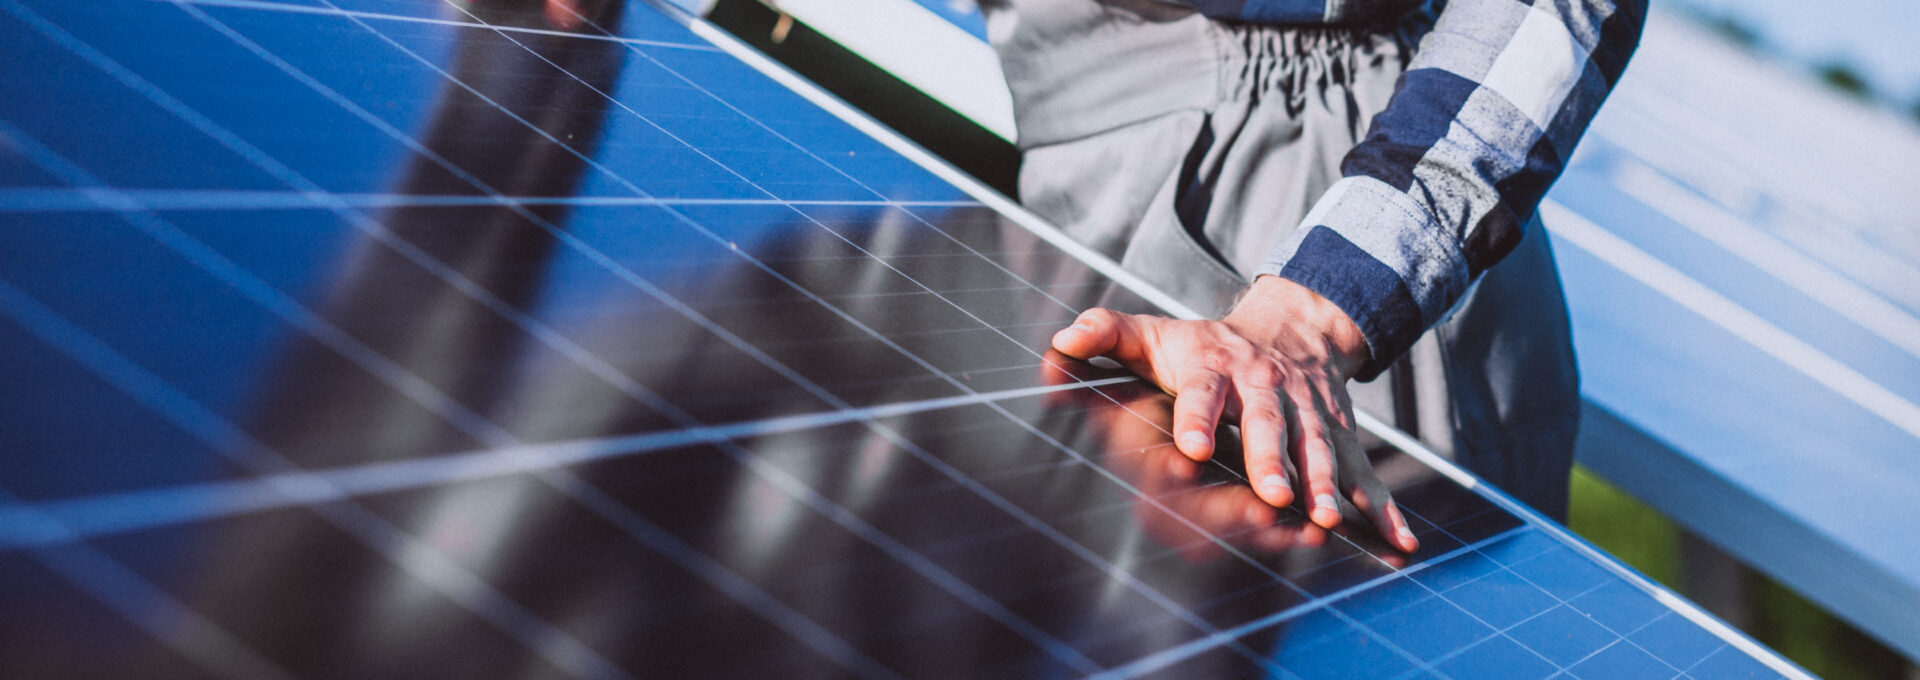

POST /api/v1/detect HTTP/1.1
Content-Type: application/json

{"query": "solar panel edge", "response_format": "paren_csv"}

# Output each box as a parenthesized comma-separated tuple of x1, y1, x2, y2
(645, 3, 1817, 677)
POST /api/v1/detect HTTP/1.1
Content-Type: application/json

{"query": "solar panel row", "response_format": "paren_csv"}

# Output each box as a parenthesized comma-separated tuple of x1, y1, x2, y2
(0, 0, 1800, 677)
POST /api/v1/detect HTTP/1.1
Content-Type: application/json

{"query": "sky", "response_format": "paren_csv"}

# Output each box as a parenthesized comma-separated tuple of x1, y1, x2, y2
(1672, 0, 1920, 103)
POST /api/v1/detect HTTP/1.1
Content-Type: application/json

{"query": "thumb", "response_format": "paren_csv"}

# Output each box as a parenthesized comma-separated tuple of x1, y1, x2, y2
(1051, 308, 1127, 360)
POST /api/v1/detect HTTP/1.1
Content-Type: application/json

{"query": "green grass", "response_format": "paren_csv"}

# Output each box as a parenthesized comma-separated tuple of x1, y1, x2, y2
(1564, 466, 1912, 679)
(1566, 465, 1680, 587)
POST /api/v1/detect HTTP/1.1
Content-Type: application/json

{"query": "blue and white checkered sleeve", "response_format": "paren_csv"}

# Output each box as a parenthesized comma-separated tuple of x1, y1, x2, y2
(1254, 0, 1645, 380)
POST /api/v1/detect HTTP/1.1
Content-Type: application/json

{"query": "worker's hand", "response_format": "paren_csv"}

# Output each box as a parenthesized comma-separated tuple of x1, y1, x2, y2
(1050, 276, 1418, 553)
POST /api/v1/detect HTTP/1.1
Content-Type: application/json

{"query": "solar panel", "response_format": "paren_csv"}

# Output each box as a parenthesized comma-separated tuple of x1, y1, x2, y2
(0, 0, 1806, 677)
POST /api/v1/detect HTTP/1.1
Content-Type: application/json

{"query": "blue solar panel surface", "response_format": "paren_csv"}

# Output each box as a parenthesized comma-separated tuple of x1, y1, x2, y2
(0, 0, 1803, 677)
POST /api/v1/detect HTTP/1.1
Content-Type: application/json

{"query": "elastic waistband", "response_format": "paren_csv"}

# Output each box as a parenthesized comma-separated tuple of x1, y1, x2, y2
(988, 1, 1429, 147)
(1216, 21, 1421, 113)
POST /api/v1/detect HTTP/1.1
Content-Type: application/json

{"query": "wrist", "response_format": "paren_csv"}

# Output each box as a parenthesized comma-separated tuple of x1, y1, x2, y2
(1225, 275, 1371, 375)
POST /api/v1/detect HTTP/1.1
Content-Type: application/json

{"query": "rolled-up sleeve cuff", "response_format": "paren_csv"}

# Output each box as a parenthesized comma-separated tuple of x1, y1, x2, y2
(1254, 176, 1469, 381)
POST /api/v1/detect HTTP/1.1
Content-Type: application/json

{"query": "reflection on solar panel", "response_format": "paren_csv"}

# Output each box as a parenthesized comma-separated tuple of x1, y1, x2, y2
(0, 0, 1804, 677)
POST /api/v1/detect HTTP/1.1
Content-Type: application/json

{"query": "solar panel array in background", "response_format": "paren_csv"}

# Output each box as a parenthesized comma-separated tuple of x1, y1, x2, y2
(0, 0, 1796, 677)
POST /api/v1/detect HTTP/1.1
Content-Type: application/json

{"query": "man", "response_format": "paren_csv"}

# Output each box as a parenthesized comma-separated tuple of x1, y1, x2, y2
(980, 0, 1644, 550)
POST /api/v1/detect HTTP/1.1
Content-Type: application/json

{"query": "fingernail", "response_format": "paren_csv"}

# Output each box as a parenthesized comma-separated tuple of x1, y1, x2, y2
(1258, 474, 1286, 490)
(1314, 494, 1337, 511)
(1388, 505, 1414, 540)
(1180, 431, 1209, 448)
(1068, 323, 1092, 332)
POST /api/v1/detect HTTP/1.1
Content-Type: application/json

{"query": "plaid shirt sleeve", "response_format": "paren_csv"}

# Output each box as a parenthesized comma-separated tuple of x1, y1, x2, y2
(1250, 0, 1645, 380)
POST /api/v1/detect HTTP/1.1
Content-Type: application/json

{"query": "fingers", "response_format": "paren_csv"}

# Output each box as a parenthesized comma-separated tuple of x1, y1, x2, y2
(1330, 426, 1419, 553)
(1051, 308, 1126, 360)
(1292, 417, 1344, 530)
(1052, 309, 1416, 554)
(1171, 370, 1228, 461)
(1236, 380, 1292, 508)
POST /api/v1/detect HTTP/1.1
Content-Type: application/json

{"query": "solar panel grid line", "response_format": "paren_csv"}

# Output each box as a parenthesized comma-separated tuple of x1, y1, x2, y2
(3, 2, 1290, 671)
(168, 0, 725, 51)
(3, 495, 301, 680)
(0, 188, 983, 213)
(0, 376, 1140, 551)
(4, 3, 1112, 672)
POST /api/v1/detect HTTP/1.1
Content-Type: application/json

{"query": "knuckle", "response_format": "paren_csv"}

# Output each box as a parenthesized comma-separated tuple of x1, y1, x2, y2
(1078, 308, 1117, 328)
(1244, 403, 1284, 424)
(1197, 346, 1237, 372)
(1295, 419, 1329, 444)
(1180, 374, 1222, 397)
(1348, 487, 1373, 509)
(1249, 362, 1286, 389)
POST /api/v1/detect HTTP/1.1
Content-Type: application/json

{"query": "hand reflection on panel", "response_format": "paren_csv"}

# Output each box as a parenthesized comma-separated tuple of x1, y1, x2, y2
(1040, 351, 1412, 572)
(1040, 352, 1330, 564)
